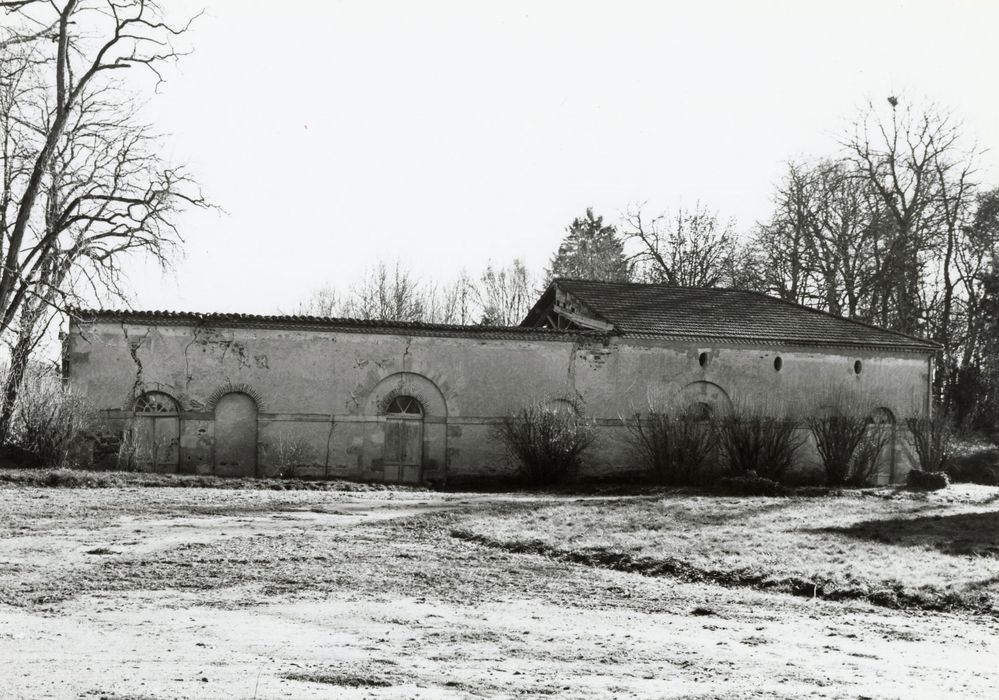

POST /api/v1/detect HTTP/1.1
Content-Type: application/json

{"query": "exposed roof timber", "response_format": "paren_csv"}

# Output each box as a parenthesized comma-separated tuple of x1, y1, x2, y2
(551, 304, 614, 332)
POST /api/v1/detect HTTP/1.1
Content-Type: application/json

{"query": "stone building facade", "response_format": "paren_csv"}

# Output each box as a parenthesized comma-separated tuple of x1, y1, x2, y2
(64, 280, 938, 484)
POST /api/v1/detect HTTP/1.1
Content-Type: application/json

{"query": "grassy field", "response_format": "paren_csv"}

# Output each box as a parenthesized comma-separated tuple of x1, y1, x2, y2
(1, 481, 997, 698)
(452, 486, 999, 613)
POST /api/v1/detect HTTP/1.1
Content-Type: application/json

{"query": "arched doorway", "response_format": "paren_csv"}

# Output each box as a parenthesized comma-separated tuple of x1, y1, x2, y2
(214, 393, 258, 477)
(133, 391, 180, 473)
(383, 395, 423, 484)
(868, 407, 897, 484)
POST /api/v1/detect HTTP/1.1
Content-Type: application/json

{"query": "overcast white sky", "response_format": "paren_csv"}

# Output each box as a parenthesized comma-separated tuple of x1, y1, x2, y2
(125, 0, 999, 314)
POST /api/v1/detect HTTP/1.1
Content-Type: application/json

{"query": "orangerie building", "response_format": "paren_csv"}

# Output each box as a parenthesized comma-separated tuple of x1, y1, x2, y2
(64, 280, 938, 484)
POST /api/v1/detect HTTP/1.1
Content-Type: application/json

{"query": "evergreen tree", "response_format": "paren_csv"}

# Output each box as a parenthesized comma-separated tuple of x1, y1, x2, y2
(546, 208, 632, 284)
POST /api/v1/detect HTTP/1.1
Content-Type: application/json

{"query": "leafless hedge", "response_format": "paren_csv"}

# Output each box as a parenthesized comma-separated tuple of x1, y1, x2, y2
(494, 399, 595, 486)
(625, 404, 716, 485)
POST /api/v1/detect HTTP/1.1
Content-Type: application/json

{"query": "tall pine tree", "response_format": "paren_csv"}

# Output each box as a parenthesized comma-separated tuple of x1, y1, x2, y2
(546, 208, 632, 284)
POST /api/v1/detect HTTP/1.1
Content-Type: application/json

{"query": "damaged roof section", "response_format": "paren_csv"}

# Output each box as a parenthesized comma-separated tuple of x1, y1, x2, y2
(522, 279, 941, 352)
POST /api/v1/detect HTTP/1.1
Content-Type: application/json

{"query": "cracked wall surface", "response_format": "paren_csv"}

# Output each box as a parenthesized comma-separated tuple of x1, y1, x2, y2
(64, 319, 933, 484)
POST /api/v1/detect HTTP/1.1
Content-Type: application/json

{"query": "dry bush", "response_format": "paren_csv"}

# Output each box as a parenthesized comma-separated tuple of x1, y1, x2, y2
(264, 435, 317, 478)
(114, 420, 139, 471)
(850, 428, 889, 486)
(718, 402, 804, 482)
(11, 367, 95, 467)
(626, 401, 716, 485)
(906, 410, 955, 473)
(807, 397, 889, 487)
(494, 399, 595, 486)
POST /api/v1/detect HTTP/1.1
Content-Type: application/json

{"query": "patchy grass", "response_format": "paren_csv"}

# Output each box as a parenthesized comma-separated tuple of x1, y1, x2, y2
(0, 467, 420, 492)
(1, 486, 997, 698)
(451, 485, 999, 615)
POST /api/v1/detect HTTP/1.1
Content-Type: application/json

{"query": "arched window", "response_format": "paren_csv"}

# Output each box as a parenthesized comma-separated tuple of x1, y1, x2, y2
(134, 391, 179, 414)
(386, 395, 423, 416)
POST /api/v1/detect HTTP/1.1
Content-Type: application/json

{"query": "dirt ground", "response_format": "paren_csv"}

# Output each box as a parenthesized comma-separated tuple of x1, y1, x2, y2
(1, 487, 997, 699)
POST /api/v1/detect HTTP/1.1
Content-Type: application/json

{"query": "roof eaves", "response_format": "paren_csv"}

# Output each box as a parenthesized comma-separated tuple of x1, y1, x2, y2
(69, 308, 611, 342)
(618, 330, 939, 352)
(733, 287, 941, 348)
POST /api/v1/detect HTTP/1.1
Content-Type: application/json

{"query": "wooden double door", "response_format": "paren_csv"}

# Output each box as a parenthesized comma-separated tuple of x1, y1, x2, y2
(383, 396, 423, 484)
(133, 392, 180, 473)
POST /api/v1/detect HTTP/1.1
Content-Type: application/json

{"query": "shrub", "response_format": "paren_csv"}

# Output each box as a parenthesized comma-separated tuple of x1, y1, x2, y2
(851, 428, 889, 486)
(907, 469, 950, 490)
(807, 411, 889, 487)
(717, 406, 804, 482)
(626, 403, 716, 485)
(906, 410, 954, 473)
(264, 435, 316, 478)
(10, 367, 94, 467)
(494, 399, 595, 486)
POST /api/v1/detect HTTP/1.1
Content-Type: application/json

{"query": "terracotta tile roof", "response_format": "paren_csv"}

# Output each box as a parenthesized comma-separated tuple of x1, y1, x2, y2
(530, 279, 939, 351)
(68, 308, 606, 342)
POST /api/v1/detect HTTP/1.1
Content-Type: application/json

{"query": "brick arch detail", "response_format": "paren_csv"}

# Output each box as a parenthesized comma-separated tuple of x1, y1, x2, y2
(205, 382, 265, 412)
(678, 380, 733, 414)
(365, 372, 447, 418)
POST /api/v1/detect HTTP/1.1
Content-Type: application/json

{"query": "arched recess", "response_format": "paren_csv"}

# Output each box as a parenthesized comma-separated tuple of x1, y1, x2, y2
(364, 372, 448, 484)
(678, 381, 733, 416)
(677, 382, 732, 473)
(214, 392, 258, 477)
(868, 407, 897, 484)
(383, 395, 424, 483)
(364, 371, 448, 418)
(132, 391, 180, 473)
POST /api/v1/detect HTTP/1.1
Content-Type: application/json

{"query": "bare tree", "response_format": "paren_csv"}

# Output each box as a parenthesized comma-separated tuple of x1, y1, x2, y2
(623, 203, 739, 287)
(294, 285, 345, 317)
(752, 160, 883, 317)
(0, 2, 207, 442)
(843, 98, 973, 336)
(476, 258, 536, 326)
(428, 270, 477, 325)
(297, 262, 478, 325)
(752, 98, 996, 424)
(297, 259, 536, 327)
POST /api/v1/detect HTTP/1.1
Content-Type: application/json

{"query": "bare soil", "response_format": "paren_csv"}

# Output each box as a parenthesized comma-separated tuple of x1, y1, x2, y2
(1, 485, 997, 698)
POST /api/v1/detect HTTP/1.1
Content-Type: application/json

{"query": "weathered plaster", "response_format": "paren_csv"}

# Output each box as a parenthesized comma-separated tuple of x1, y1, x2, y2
(65, 319, 932, 484)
